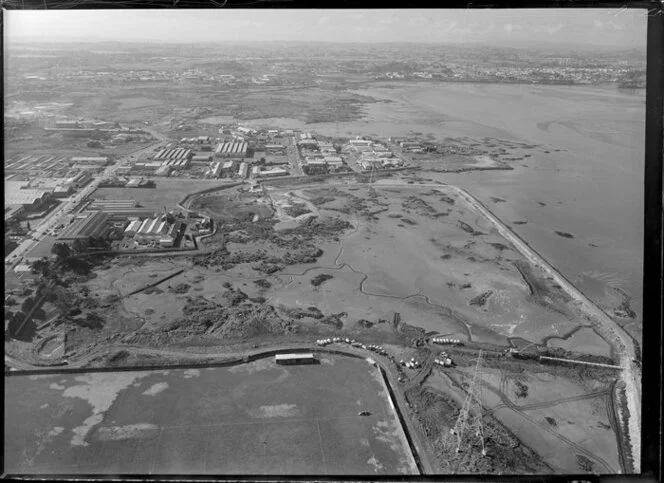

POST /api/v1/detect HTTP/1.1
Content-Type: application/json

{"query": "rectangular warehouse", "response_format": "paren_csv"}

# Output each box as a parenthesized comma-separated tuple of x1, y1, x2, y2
(70, 156, 109, 165)
(154, 148, 192, 161)
(275, 353, 316, 365)
(215, 141, 248, 158)
(57, 211, 110, 241)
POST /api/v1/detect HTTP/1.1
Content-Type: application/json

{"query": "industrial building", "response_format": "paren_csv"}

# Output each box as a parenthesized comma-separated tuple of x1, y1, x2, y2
(155, 165, 172, 177)
(215, 141, 248, 158)
(265, 144, 286, 153)
(70, 156, 109, 165)
(57, 211, 110, 241)
(192, 154, 213, 163)
(5, 182, 53, 209)
(275, 353, 316, 365)
(238, 162, 249, 179)
(207, 162, 222, 178)
(55, 120, 80, 128)
(67, 171, 93, 187)
(297, 139, 318, 148)
(259, 167, 289, 177)
(317, 142, 335, 153)
(252, 166, 289, 178)
(358, 159, 384, 171)
(53, 186, 74, 198)
(5, 205, 25, 222)
(236, 126, 256, 135)
(85, 199, 157, 221)
(88, 199, 137, 211)
(221, 160, 236, 176)
(133, 161, 163, 170)
(129, 216, 179, 247)
(324, 157, 345, 170)
(349, 139, 372, 147)
(303, 159, 328, 175)
(124, 219, 143, 236)
(153, 148, 192, 161)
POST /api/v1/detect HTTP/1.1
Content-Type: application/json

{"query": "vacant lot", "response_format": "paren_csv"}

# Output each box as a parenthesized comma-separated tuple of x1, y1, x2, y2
(93, 178, 231, 209)
(5, 355, 416, 475)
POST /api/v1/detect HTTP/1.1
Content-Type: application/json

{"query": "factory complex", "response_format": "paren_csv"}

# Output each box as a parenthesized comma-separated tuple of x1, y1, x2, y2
(215, 141, 248, 158)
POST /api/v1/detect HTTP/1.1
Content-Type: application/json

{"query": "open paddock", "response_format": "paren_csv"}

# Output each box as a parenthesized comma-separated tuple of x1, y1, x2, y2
(5, 354, 417, 475)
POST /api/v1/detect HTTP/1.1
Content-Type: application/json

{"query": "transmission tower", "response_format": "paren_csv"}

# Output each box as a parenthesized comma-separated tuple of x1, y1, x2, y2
(447, 350, 487, 458)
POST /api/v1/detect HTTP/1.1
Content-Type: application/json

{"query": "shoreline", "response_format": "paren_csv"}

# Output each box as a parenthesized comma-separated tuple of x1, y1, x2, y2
(449, 185, 641, 471)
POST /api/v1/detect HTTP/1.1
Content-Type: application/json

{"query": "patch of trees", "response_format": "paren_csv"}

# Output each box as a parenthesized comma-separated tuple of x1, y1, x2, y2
(253, 279, 272, 289)
(283, 246, 323, 265)
(514, 380, 529, 398)
(283, 203, 312, 218)
(281, 216, 352, 240)
(576, 455, 594, 473)
(309, 196, 336, 206)
(5, 310, 37, 341)
(311, 274, 334, 287)
(253, 262, 283, 275)
(108, 350, 130, 365)
(169, 283, 191, 294)
(69, 311, 105, 330)
(318, 312, 346, 329)
(48, 242, 96, 276)
(5, 238, 19, 257)
(469, 290, 493, 307)
(220, 288, 249, 307)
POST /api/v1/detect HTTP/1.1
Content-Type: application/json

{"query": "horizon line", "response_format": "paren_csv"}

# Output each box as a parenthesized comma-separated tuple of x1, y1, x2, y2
(8, 38, 645, 50)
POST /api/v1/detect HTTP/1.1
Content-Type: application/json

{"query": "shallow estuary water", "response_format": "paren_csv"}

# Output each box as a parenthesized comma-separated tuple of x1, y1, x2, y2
(243, 82, 645, 336)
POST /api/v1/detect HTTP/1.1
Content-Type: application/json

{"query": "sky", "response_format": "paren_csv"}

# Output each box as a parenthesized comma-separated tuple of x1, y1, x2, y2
(5, 9, 647, 48)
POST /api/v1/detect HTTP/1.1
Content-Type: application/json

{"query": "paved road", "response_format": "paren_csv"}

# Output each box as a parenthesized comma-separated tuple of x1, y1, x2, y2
(286, 136, 304, 176)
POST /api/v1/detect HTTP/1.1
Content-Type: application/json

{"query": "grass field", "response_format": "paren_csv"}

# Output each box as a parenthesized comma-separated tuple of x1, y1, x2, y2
(4, 355, 417, 475)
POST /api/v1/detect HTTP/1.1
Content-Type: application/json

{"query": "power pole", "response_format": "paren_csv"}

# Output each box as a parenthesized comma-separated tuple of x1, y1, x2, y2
(447, 350, 487, 458)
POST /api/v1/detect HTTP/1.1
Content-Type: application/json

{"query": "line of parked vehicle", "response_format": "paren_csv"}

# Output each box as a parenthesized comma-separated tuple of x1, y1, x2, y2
(316, 337, 388, 356)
